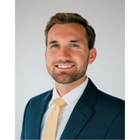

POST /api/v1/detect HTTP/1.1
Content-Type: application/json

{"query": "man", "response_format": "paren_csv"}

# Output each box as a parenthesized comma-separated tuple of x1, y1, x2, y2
(21, 13, 125, 139)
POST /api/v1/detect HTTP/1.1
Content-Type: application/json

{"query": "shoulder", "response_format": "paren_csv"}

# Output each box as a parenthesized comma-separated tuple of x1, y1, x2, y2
(93, 89, 125, 119)
(30, 89, 52, 102)
(26, 89, 52, 109)
(87, 78, 124, 111)
(22, 89, 53, 121)
(97, 90, 124, 109)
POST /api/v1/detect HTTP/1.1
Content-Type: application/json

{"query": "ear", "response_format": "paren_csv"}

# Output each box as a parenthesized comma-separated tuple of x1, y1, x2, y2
(88, 48, 97, 64)
(45, 49, 47, 61)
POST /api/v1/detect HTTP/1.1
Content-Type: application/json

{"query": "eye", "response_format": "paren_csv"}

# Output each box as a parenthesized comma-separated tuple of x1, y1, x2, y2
(71, 44, 78, 47)
(52, 44, 59, 47)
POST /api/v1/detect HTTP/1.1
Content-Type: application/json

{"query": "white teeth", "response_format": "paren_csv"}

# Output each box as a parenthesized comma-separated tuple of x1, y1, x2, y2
(57, 65, 73, 68)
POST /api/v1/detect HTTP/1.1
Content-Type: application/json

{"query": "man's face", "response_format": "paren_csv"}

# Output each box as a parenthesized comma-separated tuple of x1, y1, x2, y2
(45, 23, 96, 84)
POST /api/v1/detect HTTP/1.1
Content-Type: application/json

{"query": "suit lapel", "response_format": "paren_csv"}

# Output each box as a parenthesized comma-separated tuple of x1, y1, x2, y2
(60, 100, 95, 139)
(32, 90, 52, 139)
(60, 79, 98, 139)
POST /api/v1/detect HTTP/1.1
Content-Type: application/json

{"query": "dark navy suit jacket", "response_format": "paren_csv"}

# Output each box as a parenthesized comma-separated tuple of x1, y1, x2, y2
(21, 79, 125, 139)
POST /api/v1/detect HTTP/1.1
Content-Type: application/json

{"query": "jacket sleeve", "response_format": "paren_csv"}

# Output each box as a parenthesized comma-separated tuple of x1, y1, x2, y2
(105, 108, 125, 139)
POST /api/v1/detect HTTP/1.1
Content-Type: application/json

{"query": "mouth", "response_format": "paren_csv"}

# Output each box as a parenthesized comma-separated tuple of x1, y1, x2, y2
(56, 65, 75, 70)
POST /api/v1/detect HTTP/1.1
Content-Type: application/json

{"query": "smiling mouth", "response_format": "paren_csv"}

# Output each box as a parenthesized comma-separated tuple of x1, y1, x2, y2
(56, 65, 74, 69)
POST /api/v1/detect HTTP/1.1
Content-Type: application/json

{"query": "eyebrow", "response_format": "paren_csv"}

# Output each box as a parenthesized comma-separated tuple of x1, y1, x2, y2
(48, 40, 80, 45)
(48, 40, 58, 45)
(70, 40, 79, 43)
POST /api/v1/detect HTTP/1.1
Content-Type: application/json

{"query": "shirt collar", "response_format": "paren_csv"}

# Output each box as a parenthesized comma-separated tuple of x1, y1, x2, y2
(48, 77, 89, 108)
(48, 86, 60, 107)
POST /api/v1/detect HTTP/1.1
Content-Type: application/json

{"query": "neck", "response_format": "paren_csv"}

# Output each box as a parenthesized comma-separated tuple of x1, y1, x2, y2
(55, 75, 87, 96)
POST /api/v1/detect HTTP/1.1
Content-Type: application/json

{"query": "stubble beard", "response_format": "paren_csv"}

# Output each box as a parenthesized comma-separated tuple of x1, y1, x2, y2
(47, 56, 89, 84)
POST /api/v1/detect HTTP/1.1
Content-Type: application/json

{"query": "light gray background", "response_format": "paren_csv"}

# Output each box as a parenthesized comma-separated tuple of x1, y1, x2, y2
(15, 0, 124, 139)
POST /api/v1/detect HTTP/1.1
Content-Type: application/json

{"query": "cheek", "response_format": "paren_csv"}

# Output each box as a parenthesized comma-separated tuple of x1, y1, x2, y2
(74, 53, 87, 64)
(46, 53, 56, 65)
(77, 50, 89, 59)
(79, 54, 89, 66)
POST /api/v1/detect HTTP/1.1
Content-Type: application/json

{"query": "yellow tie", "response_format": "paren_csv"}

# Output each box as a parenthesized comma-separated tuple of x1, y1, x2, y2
(43, 97, 66, 140)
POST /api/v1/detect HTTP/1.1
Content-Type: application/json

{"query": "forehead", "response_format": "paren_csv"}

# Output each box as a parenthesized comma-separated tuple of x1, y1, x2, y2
(47, 23, 87, 41)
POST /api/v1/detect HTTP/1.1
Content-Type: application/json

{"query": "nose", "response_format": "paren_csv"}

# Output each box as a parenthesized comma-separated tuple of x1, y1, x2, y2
(58, 46, 70, 59)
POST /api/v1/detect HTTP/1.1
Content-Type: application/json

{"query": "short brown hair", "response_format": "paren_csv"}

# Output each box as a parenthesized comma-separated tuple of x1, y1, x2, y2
(45, 13, 96, 50)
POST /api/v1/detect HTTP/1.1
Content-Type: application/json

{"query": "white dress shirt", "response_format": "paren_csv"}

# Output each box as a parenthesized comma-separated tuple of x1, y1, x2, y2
(40, 77, 88, 140)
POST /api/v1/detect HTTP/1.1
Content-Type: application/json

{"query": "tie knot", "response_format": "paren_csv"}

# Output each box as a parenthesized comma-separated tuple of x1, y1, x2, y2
(55, 97, 66, 108)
